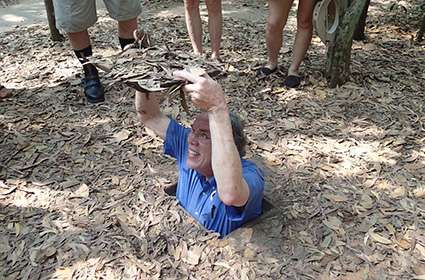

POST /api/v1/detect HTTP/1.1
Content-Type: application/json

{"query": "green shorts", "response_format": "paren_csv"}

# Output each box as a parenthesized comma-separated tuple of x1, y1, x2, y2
(53, 0, 142, 33)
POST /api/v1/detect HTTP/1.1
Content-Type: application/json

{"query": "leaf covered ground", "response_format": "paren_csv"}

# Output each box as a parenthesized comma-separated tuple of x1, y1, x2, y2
(1, 0, 425, 279)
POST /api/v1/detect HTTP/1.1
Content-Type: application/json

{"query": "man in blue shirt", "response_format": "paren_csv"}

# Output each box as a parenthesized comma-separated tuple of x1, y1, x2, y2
(135, 70, 264, 236)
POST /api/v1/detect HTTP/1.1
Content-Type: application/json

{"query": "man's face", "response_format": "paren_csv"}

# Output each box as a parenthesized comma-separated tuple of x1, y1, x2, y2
(187, 113, 213, 177)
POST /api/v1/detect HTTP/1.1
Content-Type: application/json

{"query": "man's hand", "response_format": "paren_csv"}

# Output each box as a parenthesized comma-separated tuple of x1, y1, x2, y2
(173, 70, 227, 112)
(134, 91, 151, 120)
(134, 90, 169, 139)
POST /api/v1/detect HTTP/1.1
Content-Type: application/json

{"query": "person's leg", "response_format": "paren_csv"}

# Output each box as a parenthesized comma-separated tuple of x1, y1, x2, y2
(68, 30, 100, 81)
(103, 0, 142, 49)
(68, 31, 91, 50)
(205, 0, 222, 60)
(54, 0, 104, 103)
(118, 18, 138, 49)
(53, 0, 96, 62)
(287, 0, 314, 77)
(68, 30, 97, 79)
(184, 0, 203, 55)
(70, 31, 104, 103)
(264, 0, 294, 71)
(118, 18, 138, 38)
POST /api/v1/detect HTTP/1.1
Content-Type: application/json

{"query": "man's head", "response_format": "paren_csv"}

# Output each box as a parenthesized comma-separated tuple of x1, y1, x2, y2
(186, 112, 247, 177)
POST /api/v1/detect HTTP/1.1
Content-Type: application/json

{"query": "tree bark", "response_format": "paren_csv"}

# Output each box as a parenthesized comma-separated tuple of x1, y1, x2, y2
(353, 0, 370, 41)
(44, 0, 64, 42)
(416, 13, 425, 42)
(326, 0, 369, 88)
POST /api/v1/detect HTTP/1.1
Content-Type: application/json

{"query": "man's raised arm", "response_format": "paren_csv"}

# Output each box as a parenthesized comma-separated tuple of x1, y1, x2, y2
(208, 105, 250, 207)
(134, 91, 170, 139)
(173, 71, 250, 207)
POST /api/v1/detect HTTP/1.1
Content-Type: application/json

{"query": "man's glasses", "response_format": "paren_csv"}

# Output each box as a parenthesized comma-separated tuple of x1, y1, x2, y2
(190, 126, 211, 141)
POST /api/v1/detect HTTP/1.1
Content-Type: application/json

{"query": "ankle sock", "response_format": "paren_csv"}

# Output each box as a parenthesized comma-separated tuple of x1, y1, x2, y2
(119, 37, 135, 50)
(74, 45, 98, 78)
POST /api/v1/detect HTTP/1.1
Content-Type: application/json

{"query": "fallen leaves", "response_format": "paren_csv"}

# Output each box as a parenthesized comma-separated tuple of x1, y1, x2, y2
(1, 0, 425, 279)
(102, 44, 225, 114)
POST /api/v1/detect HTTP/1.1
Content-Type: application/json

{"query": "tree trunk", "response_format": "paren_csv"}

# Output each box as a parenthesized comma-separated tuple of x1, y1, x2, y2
(44, 0, 64, 42)
(326, 0, 369, 88)
(353, 0, 370, 41)
(416, 14, 425, 42)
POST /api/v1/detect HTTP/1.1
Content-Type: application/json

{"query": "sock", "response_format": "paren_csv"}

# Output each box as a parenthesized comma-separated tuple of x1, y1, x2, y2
(119, 37, 135, 50)
(74, 45, 98, 78)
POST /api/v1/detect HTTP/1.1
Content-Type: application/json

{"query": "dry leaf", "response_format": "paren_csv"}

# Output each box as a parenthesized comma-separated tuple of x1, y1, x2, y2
(397, 238, 411, 250)
(359, 193, 374, 209)
(315, 88, 328, 99)
(323, 193, 349, 202)
(368, 229, 392, 245)
(390, 186, 406, 198)
(413, 186, 425, 198)
(243, 247, 256, 260)
(15, 223, 22, 236)
(184, 245, 203, 265)
(113, 129, 131, 142)
(52, 267, 74, 280)
(111, 176, 120, 186)
(188, 67, 206, 76)
(71, 184, 90, 198)
(323, 216, 342, 231)
(415, 243, 425, 260)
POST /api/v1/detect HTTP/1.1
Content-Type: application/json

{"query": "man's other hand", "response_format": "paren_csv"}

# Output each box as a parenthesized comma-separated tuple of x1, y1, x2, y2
(134, 90, 169, 139)
(173, 70, 227, 112)
(135, 91, 148, 121)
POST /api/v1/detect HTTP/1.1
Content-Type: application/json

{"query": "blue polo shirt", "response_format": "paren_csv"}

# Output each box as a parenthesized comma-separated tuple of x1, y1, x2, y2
(164, 118, 264, 236)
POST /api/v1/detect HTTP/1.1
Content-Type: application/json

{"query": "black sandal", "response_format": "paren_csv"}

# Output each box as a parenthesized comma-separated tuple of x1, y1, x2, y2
(284, 75, 302, 88)
(256, 66, 277, 78)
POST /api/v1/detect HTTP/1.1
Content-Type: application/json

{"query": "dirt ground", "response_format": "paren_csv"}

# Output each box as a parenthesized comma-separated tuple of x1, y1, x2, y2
(1, 0, 425, 279)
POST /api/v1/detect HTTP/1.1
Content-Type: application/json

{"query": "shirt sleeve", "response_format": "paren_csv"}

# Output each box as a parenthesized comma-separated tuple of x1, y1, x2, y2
(225, 162, 264, 222)
(163, 118, 190, 165)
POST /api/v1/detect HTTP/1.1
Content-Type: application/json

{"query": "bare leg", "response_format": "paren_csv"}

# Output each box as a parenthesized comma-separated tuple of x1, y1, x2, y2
(118, 17, 138, 39)
(205, 0, 222, 60)
(265, 0, 294, 70)
(68, 30, 104, 103)
(184, 0, 203, 55)
(68, 30, 91, 50)
(288, 0, 314, 76)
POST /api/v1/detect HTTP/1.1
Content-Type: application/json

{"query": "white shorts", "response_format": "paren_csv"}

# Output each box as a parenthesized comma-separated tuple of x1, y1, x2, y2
(53, 0, 142, 33)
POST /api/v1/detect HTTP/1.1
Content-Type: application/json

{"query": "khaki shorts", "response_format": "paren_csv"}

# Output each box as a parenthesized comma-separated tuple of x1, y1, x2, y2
(53, 0, 142, 33)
